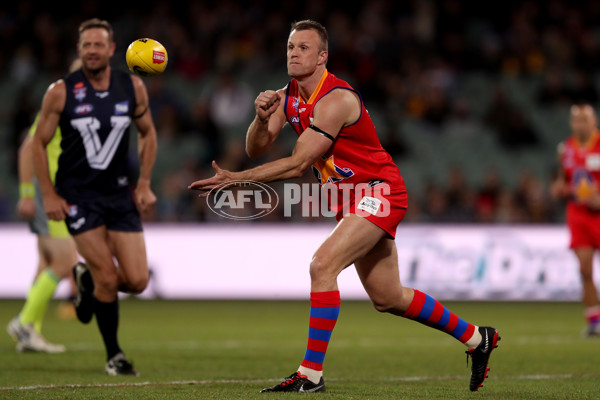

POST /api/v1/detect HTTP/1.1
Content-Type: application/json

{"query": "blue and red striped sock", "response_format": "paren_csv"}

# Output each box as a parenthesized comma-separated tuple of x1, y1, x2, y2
(585, 306, 599, 327)
(403, 289, 480, 346)
(298, 290, 340, 383)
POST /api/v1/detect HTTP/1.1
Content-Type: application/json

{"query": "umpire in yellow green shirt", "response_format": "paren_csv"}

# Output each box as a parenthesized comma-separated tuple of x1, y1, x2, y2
(7, 60, 83, 353)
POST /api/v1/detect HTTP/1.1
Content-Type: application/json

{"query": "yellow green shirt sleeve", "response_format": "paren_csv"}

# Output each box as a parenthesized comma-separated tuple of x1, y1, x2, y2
(29, 112, 62, 184)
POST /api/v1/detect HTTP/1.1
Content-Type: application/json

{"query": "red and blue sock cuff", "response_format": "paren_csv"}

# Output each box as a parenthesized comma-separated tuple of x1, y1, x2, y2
(402, 289, 426, 319)
(586, 307, 600, 324)
(310, 290, 341, 307)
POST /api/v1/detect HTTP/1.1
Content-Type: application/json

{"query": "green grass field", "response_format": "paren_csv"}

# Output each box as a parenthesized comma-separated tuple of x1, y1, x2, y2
(0, 299, 598, 399)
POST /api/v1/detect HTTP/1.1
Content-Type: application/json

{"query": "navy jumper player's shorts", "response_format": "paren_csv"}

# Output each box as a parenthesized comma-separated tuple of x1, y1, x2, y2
(64, 191, 143, 235)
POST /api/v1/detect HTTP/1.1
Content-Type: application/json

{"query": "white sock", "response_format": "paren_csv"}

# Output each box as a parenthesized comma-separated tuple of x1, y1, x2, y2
(465, 326, 482, 349)
(298, 365, 322, 384)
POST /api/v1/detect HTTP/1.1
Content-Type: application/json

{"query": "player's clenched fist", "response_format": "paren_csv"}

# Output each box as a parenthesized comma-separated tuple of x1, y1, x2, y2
(255, 90, 281, 122)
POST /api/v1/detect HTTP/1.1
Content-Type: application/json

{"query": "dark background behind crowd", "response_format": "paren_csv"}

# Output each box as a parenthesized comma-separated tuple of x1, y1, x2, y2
(1, 0, 599, 224)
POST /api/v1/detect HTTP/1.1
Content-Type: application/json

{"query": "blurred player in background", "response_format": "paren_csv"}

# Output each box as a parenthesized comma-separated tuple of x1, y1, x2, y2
(31, 18, 158, 375)
(7, 60, 82, 351)
(190, 20, 500, 393)
(551, 104, 600, 337)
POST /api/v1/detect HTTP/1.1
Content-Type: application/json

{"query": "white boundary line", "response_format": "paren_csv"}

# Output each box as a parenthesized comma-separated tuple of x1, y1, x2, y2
(0, 379, 265, 392)
(2, 374, 599, 392)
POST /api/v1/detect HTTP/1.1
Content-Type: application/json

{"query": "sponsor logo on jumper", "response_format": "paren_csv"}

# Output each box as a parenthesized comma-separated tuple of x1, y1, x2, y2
(74, 104, 94, 115)
(74, 82, 86, 102)
(114, 101, 129, 115)
(587, 154, 600, 171)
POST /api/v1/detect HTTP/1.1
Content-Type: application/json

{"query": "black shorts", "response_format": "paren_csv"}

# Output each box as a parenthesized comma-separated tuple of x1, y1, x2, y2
(64, 192, 143, 236)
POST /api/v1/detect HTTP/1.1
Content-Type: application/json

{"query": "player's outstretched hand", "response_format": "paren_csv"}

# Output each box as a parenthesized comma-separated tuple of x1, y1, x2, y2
(44, 192, 69, 221)
(135, 178, 157, 213)
(255, 90, 281, 122)
(188, 161, 234, 197)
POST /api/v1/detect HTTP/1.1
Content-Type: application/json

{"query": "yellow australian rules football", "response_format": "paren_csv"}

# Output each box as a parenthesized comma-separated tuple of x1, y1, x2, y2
(125, 38, 168, 77)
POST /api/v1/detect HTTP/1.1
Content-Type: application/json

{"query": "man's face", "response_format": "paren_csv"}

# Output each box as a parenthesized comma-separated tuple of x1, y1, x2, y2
(78, 28, 115, 74)
(287, 29, 327, 79)
(570, 106, 597, 137)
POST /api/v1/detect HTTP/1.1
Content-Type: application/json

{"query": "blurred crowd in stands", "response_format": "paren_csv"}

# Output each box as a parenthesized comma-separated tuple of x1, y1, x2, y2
(1, 0, 599, 223)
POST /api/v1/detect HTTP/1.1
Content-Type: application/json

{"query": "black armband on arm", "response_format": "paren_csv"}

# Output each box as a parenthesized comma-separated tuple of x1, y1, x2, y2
(133, 106, 149, 119)
(309, 124, 334, 141)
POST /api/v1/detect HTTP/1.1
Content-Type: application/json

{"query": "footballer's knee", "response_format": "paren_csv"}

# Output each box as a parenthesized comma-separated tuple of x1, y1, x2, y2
(372, 300, 392, 313)
(49, 264, 73, 279)
(309, 255, 338, 286)
(116, 259, 150, 293)
(93, 271, 119, 299)
(370, 295, 398, 314)
(369, 288, 410, 315)
(126, 275, 149, 294)
(580, 267, 594, 282)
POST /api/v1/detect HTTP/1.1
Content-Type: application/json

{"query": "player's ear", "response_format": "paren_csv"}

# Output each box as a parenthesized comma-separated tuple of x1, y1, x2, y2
(318, 50, 328, 66)
(109, 42, 116, 57)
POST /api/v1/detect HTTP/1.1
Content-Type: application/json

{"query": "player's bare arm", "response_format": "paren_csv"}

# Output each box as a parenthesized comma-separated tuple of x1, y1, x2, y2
(189, 88, 360, 194)
(245, 88, 287, 158)
(31, 80, 70, 221)
(310, 89, 361, 136)
(131, 75, 157, 212)
(191, 130, 331, 195)
(16, 135, 36, 219)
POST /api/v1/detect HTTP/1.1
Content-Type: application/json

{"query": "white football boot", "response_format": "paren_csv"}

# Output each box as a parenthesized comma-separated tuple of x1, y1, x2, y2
(7, 317, 66, 353)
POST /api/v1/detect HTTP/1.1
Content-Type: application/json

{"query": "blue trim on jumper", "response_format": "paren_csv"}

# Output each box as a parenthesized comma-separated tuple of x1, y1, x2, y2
(283, 81, 291, 123)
